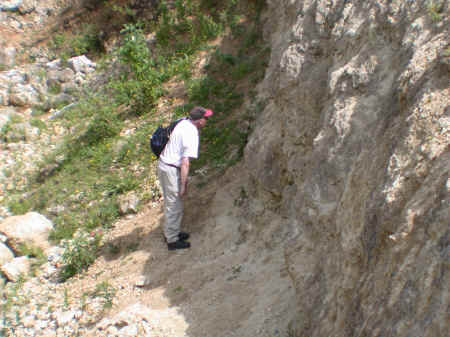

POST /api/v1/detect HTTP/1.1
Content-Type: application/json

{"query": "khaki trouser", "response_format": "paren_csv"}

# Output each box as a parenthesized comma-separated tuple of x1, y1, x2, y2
(157, 160, 183, 243)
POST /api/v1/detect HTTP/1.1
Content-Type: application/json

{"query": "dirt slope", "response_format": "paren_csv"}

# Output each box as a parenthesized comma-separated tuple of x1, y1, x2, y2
(60, 163, 296, 337)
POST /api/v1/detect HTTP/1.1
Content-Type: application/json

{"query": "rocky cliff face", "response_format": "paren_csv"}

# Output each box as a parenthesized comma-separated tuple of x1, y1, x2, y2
(242, 0, 448, 336)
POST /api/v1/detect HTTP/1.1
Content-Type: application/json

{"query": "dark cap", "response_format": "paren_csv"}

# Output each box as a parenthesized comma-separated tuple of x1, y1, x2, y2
(189, 106, 213, 120)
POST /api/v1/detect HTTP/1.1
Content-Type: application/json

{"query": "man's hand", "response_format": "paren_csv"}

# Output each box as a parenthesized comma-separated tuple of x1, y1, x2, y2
(179, 183, 187, 197)
(179, 157, 190, 197)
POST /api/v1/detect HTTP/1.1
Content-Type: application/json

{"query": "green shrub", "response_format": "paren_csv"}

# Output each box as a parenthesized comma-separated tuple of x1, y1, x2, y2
(71, 25, 103, 55)
(427, 1, 443, 22)
(110, 23, 165, 113)
(49, 25, 103, 59)
(59, 230, 102, 280)
(31, 105, 47, 116)
(78, 108, 122, 146)
(197, 14, 223, 40)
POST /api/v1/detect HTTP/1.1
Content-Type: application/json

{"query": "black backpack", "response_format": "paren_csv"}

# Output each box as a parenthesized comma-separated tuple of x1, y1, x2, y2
(150, 118, 186, 158)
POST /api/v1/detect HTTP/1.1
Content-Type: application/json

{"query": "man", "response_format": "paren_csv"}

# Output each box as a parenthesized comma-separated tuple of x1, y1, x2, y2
(157, 106, 213, 250)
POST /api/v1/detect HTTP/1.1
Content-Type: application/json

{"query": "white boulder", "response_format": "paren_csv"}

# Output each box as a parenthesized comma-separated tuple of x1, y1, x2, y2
(1, 256, 30, 282)
(0, 242, 14, 265)
(9, 83, 40, 107)
(0, 212, 54, 252)
(67, 55, 96, 74)
(0, 46, 16, 68)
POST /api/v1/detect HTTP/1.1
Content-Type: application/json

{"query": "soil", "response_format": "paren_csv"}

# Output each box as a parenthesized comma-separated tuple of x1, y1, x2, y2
(64, 164, 295, 337)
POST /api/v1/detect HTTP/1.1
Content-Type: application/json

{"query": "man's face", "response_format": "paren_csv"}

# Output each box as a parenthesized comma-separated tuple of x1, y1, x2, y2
(198, 116, 208, 128)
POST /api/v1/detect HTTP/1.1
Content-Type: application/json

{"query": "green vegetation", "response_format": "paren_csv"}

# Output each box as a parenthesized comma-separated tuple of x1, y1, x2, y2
(0, 115, 27, 143)
(1, 275, 26, 336)
(15, 243, 47, 276)
(63, 288, 70, 309)
(91, 281, 116, 309)
(30, 118, 47, 132)
(49, 24, 104, 61)
(3, 0, 268, 280)
(59, 230, 102, 281)
(427, 0, 443, 22)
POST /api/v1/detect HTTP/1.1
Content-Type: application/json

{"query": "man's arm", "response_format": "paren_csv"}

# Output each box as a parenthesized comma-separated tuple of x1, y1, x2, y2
(179, 157, 190, 197)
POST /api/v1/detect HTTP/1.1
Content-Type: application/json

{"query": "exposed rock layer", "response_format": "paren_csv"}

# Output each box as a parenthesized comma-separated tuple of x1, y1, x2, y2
(241, 0, 449, 336)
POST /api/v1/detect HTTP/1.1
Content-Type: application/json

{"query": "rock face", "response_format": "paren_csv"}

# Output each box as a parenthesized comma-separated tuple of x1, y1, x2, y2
(239, 0, 449, 336)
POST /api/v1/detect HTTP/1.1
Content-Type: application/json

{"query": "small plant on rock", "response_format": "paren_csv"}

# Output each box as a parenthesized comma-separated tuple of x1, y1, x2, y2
(427, 0, 443, 22)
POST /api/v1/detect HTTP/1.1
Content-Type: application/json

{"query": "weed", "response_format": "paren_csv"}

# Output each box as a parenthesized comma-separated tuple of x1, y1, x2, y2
(51, 34, 65, 50)
(63, 288, 70, 309)
(31, 105, 48, 116)
(85, 199, 119, 230)
(2, 168, 12, 178)
(427, 1, 443, 22)
(126, 242, 139, 252)
(48, 83, 62, 95)
(30, 118, 47, 132)
(9, 114, 23, 124)
(59, 230, 102, 280)
(443, 47, 450, 57)
(92, 281, 116, 309)
(0, 122, 12, 141)
(80, 292, 89, 311)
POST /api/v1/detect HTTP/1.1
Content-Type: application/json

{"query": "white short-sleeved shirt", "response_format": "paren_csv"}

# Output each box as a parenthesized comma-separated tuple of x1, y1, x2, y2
(160, 119, 199, 167)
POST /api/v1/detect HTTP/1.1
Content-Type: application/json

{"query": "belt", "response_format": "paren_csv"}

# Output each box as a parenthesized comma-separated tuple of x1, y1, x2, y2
(161, 160, 180, 169)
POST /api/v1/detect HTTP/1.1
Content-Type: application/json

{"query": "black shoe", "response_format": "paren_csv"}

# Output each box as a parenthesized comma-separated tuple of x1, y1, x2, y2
(179, 232, 190, 241)
(168, 240, 191, 250)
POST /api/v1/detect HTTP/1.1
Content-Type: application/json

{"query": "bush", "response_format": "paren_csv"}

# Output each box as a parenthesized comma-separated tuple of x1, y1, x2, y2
(110, 23, 165, 113)
(59, 230, 102, 280)
(78, 108, 122, 146)
(427, 1, 443, 22)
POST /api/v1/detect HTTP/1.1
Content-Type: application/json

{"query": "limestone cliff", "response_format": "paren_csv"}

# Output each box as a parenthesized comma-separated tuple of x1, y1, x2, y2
(242, 0, 449, 336)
